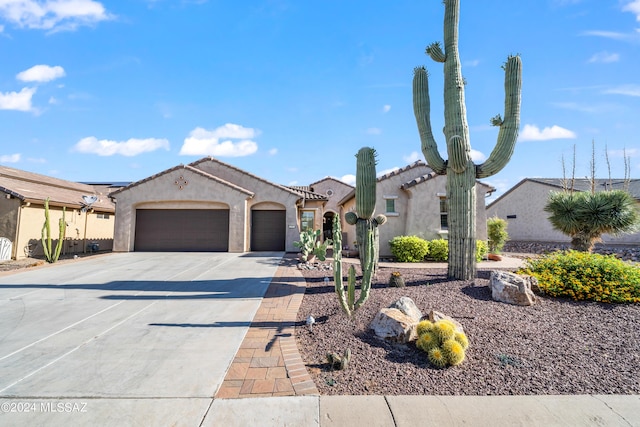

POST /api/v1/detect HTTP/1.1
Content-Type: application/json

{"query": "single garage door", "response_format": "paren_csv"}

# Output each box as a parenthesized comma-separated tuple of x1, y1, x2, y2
(251, 210, 285, 251)
(135, 209, 229, 251)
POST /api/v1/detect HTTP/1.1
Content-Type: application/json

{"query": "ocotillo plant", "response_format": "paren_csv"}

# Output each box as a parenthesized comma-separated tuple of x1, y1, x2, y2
(413, 0, 522, 280)
(332, 215, 374, 318)
(344, 147, 387, 275)
(41, 198, 66, 263)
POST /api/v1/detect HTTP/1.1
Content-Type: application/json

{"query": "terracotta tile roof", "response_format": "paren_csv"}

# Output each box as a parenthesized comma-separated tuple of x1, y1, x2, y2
(400, 171, 439, 189)
(0, 165, 114, 212)
(286, 186, 327, 201)
(377, 160, 430, 182)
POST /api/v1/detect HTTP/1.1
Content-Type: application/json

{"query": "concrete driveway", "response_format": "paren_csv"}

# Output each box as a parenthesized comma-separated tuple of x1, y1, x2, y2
(0, 252, 283, 426)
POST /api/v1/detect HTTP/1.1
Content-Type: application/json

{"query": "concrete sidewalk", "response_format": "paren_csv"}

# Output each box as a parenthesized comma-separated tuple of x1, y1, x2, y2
(206, 394, 640, 426)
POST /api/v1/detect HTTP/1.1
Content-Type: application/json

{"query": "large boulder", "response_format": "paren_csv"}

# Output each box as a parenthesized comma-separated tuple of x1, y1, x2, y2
(389, 296, 423, 321)
(370, 308, 418, 343)
(489, 271, 537, 306)
(370, 297, 423, 343)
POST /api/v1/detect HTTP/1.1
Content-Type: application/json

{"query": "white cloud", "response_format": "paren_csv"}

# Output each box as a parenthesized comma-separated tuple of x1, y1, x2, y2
(366, 127, 382, 135)
(403, 151, 422, 164)
(588, 52, 619, 63)
(603, 84, 640, 96)
(0, 87, 36, 111)
(382, 104, 391, 113)
(17, 64, 65, 82)
(0, 153, 21, 163)
(48, 96, 58, 104)
(180, 123, 259, 157)
(464, 59, 480, 67)
(623, 0, 640, 21)
(583, 30, 628, 40)
(72, 137, 170, 156)
(518, 124, 577, 141)
(0, 0, 112, 32)
(470, 149, 486, 162)
(340, 174, 356, 186)
(268, 148, 278, 155)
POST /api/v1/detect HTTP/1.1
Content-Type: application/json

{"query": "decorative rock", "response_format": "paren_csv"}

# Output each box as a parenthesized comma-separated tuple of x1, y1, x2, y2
(489, 270, 536, 306)
(428, 310, 465, 333)
(370, 308, 418, 343)
(389, 296, 422, 322)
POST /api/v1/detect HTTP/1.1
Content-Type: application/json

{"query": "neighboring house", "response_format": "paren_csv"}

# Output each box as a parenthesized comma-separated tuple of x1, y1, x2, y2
(0, 165, 116, 260)
(337, 161, 495, 257)
(110, 157, 327, 253)
(486, 178, 640, 245)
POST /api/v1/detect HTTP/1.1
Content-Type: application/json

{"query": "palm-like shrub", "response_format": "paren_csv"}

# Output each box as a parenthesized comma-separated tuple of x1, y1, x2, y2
(545, 190, 639, 252)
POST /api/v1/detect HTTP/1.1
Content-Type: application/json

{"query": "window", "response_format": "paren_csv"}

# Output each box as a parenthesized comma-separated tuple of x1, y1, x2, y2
(385, 199, 395, 213)
(439, 197, 448, 230)
(97, 213, 110, 219)
(300, 211, 315, 232)
(383, 195, 398, 215)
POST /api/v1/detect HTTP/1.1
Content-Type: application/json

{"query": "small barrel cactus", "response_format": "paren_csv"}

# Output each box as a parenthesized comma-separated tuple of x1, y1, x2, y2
(388, 271, 405, 287)
(416, 319, 469, 368)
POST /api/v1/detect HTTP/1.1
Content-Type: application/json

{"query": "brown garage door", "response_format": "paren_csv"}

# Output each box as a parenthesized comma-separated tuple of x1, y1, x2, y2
(251, 210, 285, 251)
(135, 209, 229, 251)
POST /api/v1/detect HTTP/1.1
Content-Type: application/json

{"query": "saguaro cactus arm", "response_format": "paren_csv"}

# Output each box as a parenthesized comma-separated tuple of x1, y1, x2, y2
(413, 67, 447, 175)
(476, 55, 522, 178)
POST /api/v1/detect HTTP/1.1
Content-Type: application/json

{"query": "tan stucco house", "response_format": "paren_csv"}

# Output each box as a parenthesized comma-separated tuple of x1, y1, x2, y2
(0, 165, 116, 260)
(337, 161, 494, 257)
(109, 157, 327, 253)
(486, 178, 640, 245)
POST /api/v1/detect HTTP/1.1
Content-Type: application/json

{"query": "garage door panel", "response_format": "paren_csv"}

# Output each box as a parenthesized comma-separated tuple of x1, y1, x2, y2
(251, 210, 285, 251)
(135, 209, 229, 252)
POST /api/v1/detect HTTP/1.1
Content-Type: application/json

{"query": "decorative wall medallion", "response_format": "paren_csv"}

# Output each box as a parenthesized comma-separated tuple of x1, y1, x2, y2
(174, 176, 188, 190)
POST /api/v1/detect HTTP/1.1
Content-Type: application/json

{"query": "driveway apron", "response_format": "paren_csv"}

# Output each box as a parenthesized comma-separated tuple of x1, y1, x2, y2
(0, 252, 282, 426)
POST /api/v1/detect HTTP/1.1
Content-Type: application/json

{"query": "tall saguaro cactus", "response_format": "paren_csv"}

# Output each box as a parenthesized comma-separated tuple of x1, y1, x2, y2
(413, 0, 522, 280)
(41, 198, 66, 263)
(344, 147, 387, 275)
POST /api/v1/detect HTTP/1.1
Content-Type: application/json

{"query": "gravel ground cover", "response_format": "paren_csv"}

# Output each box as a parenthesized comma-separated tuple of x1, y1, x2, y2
(295, 263, 640, 396)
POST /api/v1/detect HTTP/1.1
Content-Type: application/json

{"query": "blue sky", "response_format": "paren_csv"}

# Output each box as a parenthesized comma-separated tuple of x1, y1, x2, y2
(1, 0, 639, 201)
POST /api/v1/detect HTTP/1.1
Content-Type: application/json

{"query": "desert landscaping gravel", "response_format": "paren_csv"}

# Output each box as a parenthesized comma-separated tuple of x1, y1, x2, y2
(296, 264, 640, 396)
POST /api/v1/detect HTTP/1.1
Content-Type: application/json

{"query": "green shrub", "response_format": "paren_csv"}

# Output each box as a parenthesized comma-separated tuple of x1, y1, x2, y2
(389, 235, 429, 262)
(429, 239, 449, 261)
(520, 250, 640, 303)
(476, 240, 488, 262)
(487, 216, 509, 253)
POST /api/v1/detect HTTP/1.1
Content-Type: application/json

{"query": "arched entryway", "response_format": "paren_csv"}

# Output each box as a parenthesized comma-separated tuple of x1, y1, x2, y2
(322, 211, 335, 242)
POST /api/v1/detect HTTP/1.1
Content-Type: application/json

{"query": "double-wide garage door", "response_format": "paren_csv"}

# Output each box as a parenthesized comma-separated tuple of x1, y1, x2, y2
(135, 209, 229, 252)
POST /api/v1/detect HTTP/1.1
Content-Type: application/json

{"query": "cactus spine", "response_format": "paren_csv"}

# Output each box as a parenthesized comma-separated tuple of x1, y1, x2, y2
(41, 198, 66, 263)
(345, 147, 387, 275)
(413, 0, 522, 280)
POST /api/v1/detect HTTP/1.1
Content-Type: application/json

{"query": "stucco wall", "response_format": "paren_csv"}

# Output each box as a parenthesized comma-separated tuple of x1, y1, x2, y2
(311, 178, 353, 215)
(112, 164, 304, 253)
(0, 198, 19, 257)
(196, 161, 302, 251)
(12, 204, 113, 259)
(487, 180, 640, 244)
(112, 168, 250, 252)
